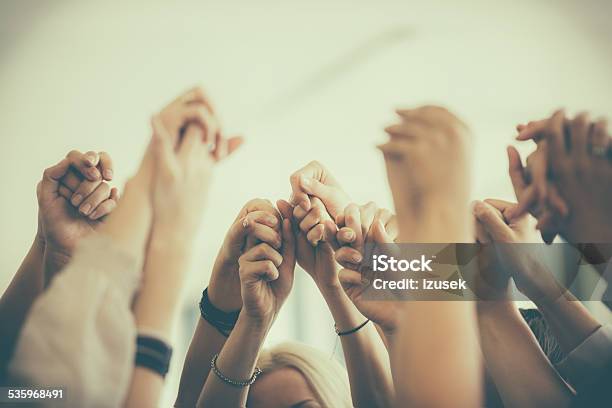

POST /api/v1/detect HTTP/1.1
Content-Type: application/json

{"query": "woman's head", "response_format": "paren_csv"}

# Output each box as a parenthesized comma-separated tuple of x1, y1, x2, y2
(247, 341, 352, 408)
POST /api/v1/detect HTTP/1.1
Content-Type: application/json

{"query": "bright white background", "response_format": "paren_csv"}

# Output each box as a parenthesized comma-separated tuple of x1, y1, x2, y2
(1, 1, 611, 405)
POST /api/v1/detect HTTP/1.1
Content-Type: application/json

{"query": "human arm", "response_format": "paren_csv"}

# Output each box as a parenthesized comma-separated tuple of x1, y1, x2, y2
(381, 106, 481, 407)
(280, 198, 394, 408)
(0, 151, 117, 378)
(175, 199, 282, 407)
(125, 84, 244, 407)
(6, 143, 153, 407)
(197, 214, 296, 407)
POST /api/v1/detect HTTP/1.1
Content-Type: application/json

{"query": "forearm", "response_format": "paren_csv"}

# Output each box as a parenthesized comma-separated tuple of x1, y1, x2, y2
(0, 237, 45, 375)
(198, 313, 270, 408)
(98, 176, 152, 263)
(535, 293, 601, 356)
(126, 237, 191, 407)
(391, 301, 482, 408)
(321, 285, 394, 408)
(132, 243, 190, 337)
(175, 318, 228, 407)
(477, 301, 572, 408)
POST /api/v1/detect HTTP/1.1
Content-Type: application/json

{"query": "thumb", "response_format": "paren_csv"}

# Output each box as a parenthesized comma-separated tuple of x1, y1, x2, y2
(226, 136, 244, 156)
(473, 201, 514, 242)
(371, 220, 393, 244)
(300, 176, 333, 198)
(483, 199, 516, 221)
(151, 117, 177, 179)
(39, 158, 71, 199)
(276, 199, 294, 220)
(279, 218, 296, 279)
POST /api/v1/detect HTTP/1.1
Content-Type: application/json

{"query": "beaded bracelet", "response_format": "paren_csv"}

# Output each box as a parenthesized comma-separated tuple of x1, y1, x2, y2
(335, 319, 370, 336)
(210, 354, 262, 387)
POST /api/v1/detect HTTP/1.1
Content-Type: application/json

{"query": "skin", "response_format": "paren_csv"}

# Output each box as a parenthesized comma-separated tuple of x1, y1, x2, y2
(333, 203, 400, 343)
(0, 151, 116, 379)
(381, 105, 482, 408)
(288, 161, 352, 221)
(175, 199, 282, 407)
(280, 196, 394, 408)
(475, 199, 602, 392)
(197, 205, 296, 407)
(510, 111, 612, 243)
(124, 86, 241, 408)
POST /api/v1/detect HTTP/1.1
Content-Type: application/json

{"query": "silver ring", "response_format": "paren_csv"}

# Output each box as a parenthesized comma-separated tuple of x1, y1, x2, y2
(592, 146, 607, 157)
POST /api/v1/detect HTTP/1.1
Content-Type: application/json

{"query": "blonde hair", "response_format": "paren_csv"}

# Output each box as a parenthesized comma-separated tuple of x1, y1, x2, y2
(256, 341, 352, 408)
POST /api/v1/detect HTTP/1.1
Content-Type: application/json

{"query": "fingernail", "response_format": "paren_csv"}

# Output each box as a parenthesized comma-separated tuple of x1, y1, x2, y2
(352, 253, 362, 263)
(88, 168, 100, 179)
(362, 278, 370, 285)
(242, 218, 249, 228)
(300, 176, 311, 188)
(89, 210, 100, 220)
(103, 169, 113, 180)
(81, 203, 92, 215)
(268, 216, 278, 225)
(86, 155, 97, 166)
(72, 194, 83, 206)
(344, 230, 355, 240)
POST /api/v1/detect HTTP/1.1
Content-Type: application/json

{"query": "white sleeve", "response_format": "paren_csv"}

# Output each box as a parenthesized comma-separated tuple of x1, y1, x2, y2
(555, 324, 612, 391)
(7, 234, 141, 408)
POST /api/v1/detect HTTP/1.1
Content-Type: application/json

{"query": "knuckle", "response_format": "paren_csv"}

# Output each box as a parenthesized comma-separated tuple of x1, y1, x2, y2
(289, 172, 300, 184)
(264, 261, 275, 273)
(66, 149, 80, 158)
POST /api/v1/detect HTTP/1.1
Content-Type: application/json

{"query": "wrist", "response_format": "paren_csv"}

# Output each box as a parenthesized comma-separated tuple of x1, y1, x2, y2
(396, 205, 471, 243)
(476, 300, 517, 318)
(318, 280, 344, 297)
(238, 312, 274, 334)
(43, 245, 72, 268)
(208, 276, 242, 312)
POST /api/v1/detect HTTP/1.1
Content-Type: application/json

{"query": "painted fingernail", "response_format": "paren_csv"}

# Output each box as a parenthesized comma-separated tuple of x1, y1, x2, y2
(72, 194, 83, 206)
(81, 203, 92, 215)
(103, 169, 113, 180)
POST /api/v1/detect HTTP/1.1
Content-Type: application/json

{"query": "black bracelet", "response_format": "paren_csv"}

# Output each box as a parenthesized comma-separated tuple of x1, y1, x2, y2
(199, 287, 241, 337)
(210, 354, 262, 387)
(135, 335, 172, 378)
(335, 319, 370, 336)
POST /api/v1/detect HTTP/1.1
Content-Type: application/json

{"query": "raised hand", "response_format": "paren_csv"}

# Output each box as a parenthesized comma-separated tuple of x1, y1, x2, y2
(334, 203, 399, 336)
(473, 199, 564, 303)
(288, 161, 351, 221)
(510, 110, 612, 243)
(238, 211, 296, 321)
(275, 197, 341, 292)
(149, 119, 214, 243)
(208, 199, 283, 312)
(380, 106, 472, 242)
(36, 151, 118, 283)
(156, 86, 243, 161)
